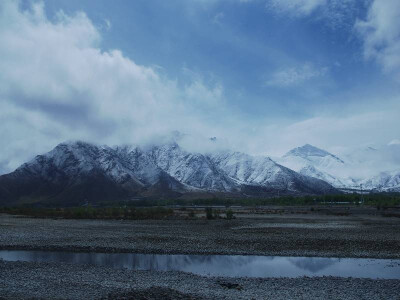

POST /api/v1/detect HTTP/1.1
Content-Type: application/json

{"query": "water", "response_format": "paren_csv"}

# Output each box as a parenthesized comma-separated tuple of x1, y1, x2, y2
(0, 250, 399, 279)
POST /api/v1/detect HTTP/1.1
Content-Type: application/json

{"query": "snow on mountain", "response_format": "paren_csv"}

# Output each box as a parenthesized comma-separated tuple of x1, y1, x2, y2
(148, 143, 238, 192)
(343, 143, 400, 175)
(361, 170, 400, 192)
(277, 144, 354, 188)
(278, 142, 400, 191)
(0, 141, 338, 205)
(284, 144, 344, 164)
(209, 151, 335, 193)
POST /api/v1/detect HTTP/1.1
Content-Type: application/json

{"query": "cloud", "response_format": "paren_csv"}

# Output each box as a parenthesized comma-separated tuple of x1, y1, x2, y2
(265, 63, 328, 87)
(355, 0, 400, 80)
(388, 139, 400, 146)
(267, 0, 327, 16)
(0, 0, 234, 173)
(0, 0, 399, 179)
(212, 12, 225, 24)
(104, 19, 111, 31)
(256, 105, 400, 177)
(266, 0, 360, 31)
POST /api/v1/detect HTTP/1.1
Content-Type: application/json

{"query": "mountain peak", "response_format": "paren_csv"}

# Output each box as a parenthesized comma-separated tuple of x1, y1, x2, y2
(284, 144, 344, 163)
(285, 144, 330, 157)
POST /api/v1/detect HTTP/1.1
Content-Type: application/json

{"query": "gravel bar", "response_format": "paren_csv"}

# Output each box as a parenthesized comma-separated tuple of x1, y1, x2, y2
(1, 213, 400, 299)
(0, 214, 399, 258)
(1, 260, 399, 300)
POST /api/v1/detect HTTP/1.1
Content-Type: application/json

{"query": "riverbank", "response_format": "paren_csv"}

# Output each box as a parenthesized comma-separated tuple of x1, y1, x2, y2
(1, 211, 400, 299)
(1, 260, 399, 300)
(1, 212, 399, 258)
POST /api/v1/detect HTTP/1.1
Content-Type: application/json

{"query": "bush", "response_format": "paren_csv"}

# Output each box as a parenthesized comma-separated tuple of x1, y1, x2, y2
(226, 209, 234, 220)
(205, 207, 213, 220)
(213, 209, 220, 219)
(0, 206, 173, 220)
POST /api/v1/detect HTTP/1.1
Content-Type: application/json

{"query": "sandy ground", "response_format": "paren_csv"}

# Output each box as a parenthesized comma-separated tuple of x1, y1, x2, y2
(1, 210, 400, 299)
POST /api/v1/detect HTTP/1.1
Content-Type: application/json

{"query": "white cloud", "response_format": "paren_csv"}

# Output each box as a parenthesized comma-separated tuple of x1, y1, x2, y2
(0, 0, 399, 178)
(252, 105, 400, 178)
(388, 139, 400, 146)
(0, 0, 233, 173)
(266, 0, 360, 31)
(265, 63, 328, 87)
(267, 0, 327, 16)
(104, 19, 111, 31)
(212, 12, 225, 24)
(355, 0, 400, 80)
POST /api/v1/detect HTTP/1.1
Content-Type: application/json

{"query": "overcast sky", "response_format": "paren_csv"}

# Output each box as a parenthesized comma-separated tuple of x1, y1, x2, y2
(0, 0, 399, 174)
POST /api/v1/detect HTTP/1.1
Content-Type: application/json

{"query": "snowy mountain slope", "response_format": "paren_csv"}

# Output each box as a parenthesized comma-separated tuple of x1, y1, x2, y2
(343, 143, 400, 177)
(0, 141, 338, 205)
(298, 165, 347, 188)
(277, 144, 357, 189)
(277, 142, 400, 192)
(149, 143, 239, 192)
(284, 144, 344, 164)
(209, 151, 336, 194)
(280, 144, 345, 172)
(0, 141, 186, 205)
(361, 170, 400, 192)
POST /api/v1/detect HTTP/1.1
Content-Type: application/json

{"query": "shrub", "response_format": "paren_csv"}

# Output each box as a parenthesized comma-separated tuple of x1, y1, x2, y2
(226, 209, 234, 220)
(213, 209, 220, 219)
(205, 207, 213, 220)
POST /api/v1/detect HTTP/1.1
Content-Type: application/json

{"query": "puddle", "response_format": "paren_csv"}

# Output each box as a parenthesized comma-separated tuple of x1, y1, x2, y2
(0, 250, 399, 279)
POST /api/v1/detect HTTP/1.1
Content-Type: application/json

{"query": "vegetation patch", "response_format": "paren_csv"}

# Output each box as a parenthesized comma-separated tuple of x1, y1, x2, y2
(0, 206, 174, 220)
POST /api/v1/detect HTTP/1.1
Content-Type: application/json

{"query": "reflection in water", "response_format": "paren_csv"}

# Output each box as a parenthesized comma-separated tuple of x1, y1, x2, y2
(0, 250, 399, 279)
(288, 257, 340, 273)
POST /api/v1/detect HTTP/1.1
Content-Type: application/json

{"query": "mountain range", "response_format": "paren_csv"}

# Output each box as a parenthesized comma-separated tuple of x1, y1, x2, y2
(0, 140, 398, 206)
(0, 141, 336, 206)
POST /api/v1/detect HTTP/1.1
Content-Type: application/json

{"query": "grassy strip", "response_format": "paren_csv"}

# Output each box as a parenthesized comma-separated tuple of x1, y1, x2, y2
(111, 193, 400, 208)
(0, 206, 174, 220)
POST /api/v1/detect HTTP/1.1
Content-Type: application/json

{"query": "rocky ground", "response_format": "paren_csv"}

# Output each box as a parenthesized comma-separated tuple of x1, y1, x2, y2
(1, 209, 400, 299)
(1, 260, 400, 300)
(0, 211, 399, 258)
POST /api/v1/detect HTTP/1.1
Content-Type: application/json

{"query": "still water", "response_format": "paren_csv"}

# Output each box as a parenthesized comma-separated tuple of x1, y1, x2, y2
(0, 250, 399, 279)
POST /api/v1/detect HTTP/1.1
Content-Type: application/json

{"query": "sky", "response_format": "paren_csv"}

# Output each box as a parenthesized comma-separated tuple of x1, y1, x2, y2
(0, 0, 399, 174)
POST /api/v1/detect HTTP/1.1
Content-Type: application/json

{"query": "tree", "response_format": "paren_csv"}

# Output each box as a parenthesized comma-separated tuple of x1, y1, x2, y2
(205, 207, 213, 220)
(226, 209, 234, 220)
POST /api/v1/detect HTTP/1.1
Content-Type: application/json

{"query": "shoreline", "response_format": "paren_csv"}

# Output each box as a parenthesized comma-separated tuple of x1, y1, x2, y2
(1, 213, 399, 259)
(1, 212, 400, 299)
(1, 260, 400, 300)
(1, 245, 400, 259)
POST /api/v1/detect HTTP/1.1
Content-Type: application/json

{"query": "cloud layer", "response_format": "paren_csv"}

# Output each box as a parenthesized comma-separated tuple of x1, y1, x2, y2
(0, 1, 235, 172)
(265, 64, 328, 87)
(355, 0, 400, 80)
(0, 0, 399, 176)
(267, 0, 327, 16)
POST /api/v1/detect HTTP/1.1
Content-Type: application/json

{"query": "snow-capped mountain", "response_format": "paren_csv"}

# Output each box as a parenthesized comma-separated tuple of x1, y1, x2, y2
(277, 144, 355, 188)
(149, 143, 238, 192)
(361, 170, 400, 192)
(209, 151, 332, 193)
(278, 143, 400, 192)
(343, 143, 400, 176)
(0, 141, 337, 206)
(284, 144, 344, 164)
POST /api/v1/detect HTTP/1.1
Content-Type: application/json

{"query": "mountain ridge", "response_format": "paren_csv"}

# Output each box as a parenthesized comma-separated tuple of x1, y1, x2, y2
(0, 141, 337, 206)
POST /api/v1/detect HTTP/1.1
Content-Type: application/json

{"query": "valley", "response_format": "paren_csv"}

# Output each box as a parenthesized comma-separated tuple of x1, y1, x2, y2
(1, 207, 400, 299)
